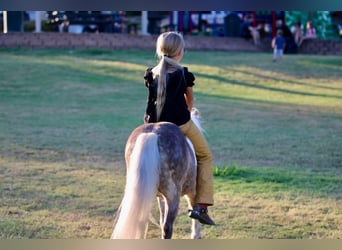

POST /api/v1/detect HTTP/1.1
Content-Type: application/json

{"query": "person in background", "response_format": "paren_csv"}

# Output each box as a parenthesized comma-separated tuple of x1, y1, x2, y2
(240, 14, 261, 45)
(272, 29, 286, 62)
(292, 21, 304, 47)
(304, 21, 316, 39)
(276, 19, 296, 53)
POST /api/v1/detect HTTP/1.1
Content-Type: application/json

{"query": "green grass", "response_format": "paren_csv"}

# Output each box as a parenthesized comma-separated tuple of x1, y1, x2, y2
(0, 48, 341, 239)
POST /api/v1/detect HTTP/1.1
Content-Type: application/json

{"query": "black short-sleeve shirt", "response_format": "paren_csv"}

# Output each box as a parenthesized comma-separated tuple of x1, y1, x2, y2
(144, 67, 195, 126)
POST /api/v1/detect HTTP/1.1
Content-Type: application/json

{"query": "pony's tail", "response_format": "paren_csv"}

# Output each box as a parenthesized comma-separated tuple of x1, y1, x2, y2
(111, 133, 160, 239)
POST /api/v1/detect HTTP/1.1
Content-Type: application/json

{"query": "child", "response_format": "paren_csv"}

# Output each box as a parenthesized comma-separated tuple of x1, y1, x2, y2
(272, 29, 286, 62)
(143, 31, 215, 226)
(305, 20, 316, 39)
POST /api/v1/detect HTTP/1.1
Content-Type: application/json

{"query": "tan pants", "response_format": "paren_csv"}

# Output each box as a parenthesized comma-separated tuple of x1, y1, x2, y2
(179, 119, 214, 205)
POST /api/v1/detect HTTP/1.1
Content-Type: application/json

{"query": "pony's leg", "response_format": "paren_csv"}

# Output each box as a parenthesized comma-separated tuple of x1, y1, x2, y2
(185, 195, 202, 239)
(158, 195, 178, 239)
(191, 219, 202, 239)
(143, 221, 149, 239)
(163, 196, 179, 239)
(157, 196, 167, 238)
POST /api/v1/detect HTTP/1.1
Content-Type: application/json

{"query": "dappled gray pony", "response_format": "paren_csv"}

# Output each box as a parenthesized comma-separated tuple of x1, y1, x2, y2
(111, 109, 202, 239)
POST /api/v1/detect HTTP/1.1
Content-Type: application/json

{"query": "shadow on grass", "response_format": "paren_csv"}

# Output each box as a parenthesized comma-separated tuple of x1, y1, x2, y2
(231, 68, 342, 91)
(196, 72, 342, 100)
(196, 90, 342, 120)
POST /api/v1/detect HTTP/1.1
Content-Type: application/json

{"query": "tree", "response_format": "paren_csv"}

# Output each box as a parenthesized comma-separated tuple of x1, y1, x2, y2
(285, 11, 332, 39)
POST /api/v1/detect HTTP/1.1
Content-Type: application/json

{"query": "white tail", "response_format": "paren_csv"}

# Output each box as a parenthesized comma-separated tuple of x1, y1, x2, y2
(111, 133, 160, 239)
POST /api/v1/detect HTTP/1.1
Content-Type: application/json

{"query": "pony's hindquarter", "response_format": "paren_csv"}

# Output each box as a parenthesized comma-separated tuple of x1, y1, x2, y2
(112, 117, 201, 239)
(111, 132, 160, 239)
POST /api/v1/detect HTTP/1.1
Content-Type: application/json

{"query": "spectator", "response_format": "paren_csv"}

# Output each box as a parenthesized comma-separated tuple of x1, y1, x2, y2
(240, 15, 261, 45)
(304, 21, 316, 39)
(276, 19, 296, 53)
(258, 20, 267, 40)
(292, 21, 304, 47)
(272, 29, 286, 62)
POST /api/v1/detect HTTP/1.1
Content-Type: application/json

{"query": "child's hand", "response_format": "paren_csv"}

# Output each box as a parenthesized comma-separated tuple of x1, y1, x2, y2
(144, 114, 150, 123)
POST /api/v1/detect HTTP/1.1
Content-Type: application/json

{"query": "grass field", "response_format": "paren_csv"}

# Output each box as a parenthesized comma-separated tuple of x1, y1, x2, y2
(0, 48, 341, 239)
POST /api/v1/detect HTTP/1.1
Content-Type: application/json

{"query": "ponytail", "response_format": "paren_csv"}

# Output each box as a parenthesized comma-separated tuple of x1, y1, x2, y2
(152, 32, 185, 121)
(155, 56, 167, 121)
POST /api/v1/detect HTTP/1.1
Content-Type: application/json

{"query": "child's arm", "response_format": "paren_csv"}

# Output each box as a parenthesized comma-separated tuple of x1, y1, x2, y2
(271, 38, 275, 48)
(185, 87, 194, 111)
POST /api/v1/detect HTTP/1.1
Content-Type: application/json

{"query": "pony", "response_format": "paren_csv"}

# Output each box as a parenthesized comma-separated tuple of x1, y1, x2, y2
(111, 109, 203, 239)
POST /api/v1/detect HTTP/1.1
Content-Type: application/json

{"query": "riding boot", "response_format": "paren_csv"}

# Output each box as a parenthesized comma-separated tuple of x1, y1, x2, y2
(188, 204, 216, 225)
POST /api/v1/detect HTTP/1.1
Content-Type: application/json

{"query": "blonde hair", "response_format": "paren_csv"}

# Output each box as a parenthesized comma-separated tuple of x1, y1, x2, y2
(152, 32, 185, 121)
